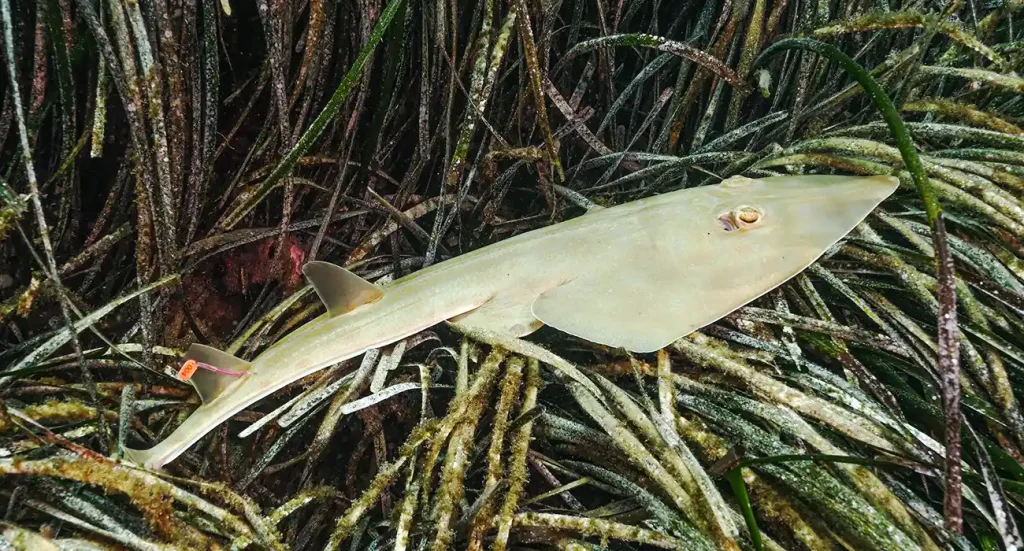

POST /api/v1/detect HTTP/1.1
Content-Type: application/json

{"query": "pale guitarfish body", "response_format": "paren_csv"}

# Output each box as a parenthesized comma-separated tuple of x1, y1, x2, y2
(124, 174, 898, 468)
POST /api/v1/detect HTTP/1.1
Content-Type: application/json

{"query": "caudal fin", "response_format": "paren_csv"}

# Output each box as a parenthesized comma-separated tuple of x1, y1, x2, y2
(123, 345, 251, 469)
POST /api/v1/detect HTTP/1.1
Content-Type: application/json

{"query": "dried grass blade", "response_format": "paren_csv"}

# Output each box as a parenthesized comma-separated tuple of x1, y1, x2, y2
(561, 34, 743, 87)
(6, 274, 178, 375)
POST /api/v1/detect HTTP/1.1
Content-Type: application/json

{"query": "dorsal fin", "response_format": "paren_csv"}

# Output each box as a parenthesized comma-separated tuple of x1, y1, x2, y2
(302, 261, 384, 317)
(185, 344, 251, 404)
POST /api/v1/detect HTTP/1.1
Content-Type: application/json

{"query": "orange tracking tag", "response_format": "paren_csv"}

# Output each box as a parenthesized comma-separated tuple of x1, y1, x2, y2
(177, 359, 199, 381)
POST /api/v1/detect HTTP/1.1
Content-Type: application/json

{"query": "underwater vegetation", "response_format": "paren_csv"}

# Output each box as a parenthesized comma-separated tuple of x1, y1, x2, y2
(0, 0, 1023, 548)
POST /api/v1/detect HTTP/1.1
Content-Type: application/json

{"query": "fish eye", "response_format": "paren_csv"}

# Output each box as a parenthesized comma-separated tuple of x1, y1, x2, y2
(736, 205, 762, 226)
(717, 205, 764, 232)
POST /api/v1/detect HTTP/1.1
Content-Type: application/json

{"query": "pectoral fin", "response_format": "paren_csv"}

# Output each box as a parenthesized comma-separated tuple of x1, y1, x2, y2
(303, 261, 384, 317)
(530, 252, 828, 354)
(185, 344, 252, 404)
(531, 271, 687, 354)
(529, 240, 821, 354)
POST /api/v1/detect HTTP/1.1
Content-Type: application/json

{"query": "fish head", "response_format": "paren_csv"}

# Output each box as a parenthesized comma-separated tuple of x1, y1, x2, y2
(529, 174, 900, 355)
(642, 173, 900, 327)
(701, 174, 899, 259)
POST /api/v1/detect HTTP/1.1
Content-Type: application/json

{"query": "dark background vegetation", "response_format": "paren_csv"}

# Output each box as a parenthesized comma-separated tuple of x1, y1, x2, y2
(0, 0, 1023, 548)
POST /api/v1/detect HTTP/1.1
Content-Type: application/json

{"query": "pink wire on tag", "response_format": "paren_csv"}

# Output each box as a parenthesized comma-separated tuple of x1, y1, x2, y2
(195, 361, 247, 376)
(177, 359, 247, 381)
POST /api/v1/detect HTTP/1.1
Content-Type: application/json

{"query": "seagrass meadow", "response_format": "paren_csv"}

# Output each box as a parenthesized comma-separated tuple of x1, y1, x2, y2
(0, 0, 1022, 547)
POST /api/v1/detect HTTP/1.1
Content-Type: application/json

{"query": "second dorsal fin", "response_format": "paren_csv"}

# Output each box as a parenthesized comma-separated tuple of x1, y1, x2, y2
(302, 261, 385, 317)
(184, 344, 251, 404)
